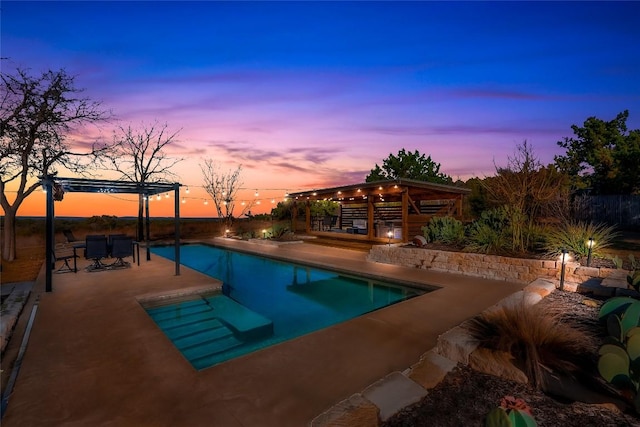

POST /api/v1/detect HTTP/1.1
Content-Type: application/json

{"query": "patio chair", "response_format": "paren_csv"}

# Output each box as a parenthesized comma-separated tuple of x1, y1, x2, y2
(63, 229, 81, 243)
(108, 233, 127, 248)
(110, 236, 133, 268)
(85, 235, 109, 271)
(52, 249, 78, 273)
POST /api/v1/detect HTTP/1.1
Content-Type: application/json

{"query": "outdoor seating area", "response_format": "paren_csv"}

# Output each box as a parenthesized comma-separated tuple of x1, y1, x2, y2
(67, 234, 139, 272)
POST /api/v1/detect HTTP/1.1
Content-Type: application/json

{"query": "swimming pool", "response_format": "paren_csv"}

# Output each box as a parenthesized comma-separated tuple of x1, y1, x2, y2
(147, 244, 425, 369)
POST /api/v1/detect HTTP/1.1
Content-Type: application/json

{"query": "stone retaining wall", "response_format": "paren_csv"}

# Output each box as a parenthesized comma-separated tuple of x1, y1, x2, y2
(367, 245, 625, 287)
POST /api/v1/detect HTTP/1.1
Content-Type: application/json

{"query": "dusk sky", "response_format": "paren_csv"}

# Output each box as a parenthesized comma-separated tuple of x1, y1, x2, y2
(3, 1, 640, 217)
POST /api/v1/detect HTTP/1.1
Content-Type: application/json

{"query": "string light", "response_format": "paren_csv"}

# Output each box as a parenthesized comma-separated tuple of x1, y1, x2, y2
(185, 187, 190, 194)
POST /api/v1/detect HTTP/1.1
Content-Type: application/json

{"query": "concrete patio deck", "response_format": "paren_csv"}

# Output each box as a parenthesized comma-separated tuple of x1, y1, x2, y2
(2, 239, 523, 426)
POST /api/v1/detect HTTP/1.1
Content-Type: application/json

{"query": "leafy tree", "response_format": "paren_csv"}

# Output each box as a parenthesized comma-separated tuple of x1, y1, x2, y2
(365, 149, 452, 184)
(101, 121, 182, 241)
(463, 177, 491, 219)
(271, 199, 294, 220)
(0, 68, 109, 260)
(555, 110, 640, 194)
(200, 160, 252, 229)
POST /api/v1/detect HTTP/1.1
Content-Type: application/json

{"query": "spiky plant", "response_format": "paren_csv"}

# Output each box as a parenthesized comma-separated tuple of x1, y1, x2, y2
(465, 208, 510, 254)
(543, 221, 619, 260)
(468, 300, 593, 391)
(422, 216, 465, 245)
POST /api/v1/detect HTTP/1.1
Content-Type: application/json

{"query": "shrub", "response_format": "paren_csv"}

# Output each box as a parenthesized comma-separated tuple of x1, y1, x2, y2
(464, 208, 510, 254)
(468, 301, 593, 391)
(421, 216, 465, 245)
(543, 221, 618, 260)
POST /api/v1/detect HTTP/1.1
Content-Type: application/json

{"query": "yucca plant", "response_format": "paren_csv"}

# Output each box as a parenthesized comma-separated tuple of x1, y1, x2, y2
(468, 301, 593, 391)
(543, 221, 619, 260)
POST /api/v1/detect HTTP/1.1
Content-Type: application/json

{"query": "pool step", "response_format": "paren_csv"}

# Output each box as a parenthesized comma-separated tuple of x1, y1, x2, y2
(145, 294, 274, 369)
(147, 300, 213, 323)
(173, 321, 234, 350)
(205, 295, 274, 341)
(184, 334, 244, 366)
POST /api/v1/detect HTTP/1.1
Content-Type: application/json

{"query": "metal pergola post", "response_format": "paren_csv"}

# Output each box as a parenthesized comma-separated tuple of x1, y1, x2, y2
(44, 178, 54, 293)
(174, 183, 181, 276)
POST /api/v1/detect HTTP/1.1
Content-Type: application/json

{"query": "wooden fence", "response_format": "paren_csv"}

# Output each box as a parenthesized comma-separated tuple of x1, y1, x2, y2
(572, 195, 640, 229)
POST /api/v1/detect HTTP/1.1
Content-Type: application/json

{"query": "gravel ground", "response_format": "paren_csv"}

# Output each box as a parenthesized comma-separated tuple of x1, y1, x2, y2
(383, 291, 640, 427)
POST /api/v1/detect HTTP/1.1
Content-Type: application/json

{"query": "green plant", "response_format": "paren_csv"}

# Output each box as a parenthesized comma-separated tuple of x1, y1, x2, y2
(543, 221, 618, 260)
(464, 208, 510, 254)
(597, 297, 640, 412)
(612, 255, 624, 269)
(421, 216, 465, 245)
(485, 396, 537, 427)
(270, 224, 291, 240)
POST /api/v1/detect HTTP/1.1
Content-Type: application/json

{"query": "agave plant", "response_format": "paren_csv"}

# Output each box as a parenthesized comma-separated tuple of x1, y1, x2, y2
(543, 221, 619, 260)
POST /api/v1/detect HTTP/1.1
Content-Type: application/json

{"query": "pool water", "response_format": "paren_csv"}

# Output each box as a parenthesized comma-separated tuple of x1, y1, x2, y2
(147, 244, 424, 369)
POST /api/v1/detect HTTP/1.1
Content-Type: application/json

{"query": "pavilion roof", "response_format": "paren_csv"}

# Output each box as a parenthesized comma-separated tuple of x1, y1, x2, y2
(288, 178, 469, 202)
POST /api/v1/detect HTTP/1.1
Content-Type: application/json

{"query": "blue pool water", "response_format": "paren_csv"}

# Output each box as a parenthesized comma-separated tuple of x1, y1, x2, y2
(147, 244, 424, 369)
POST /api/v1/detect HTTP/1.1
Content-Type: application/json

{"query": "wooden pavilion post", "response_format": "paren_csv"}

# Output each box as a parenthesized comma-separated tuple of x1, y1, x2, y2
(401, 188, 409, 243)
(367, 195, 374, 239)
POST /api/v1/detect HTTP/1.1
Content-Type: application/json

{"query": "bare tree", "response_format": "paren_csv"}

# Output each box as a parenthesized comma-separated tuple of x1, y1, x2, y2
(483, 141, 568, 252)
(101, 122, 182, 241)
(1, 68, 109, 261)
(200, 159, 252, 229)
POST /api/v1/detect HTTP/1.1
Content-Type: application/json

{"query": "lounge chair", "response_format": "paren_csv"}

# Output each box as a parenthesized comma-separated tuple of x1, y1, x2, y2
(110, 236, 133, 268)
(85, 235, 109, 271)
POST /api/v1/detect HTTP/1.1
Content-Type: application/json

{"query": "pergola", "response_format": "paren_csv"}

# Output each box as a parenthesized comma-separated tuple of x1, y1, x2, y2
(288, 178, 470, 243)
(42, 176, 182, 292)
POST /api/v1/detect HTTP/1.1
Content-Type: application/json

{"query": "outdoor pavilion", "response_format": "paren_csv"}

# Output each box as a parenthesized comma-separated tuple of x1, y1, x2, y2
(289, 178, 470, 244)
(42, 176, 182, 292)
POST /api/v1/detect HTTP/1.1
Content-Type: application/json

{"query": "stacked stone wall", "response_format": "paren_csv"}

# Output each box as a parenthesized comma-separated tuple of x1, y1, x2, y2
(367, 246, 618, 286)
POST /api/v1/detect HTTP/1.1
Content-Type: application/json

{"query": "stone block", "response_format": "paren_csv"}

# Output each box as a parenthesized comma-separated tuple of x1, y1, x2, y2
(407, 349, 458, 390)
(524, 278, 556, 297)
(559, 281, 579, 292)
(542, 260, 557, 269)
(575, 266, 600, 278)
(469, 348, 528, 384)
(601, 276, 629, 289)
(436, 325, 478, 365)
(362, 372, 427, 422)
(496, 291, 542, 310)
(310, 394, 380, 427)
(600, 268, 628, 279)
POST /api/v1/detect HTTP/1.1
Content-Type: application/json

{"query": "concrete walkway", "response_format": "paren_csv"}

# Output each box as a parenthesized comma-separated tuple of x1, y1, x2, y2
(1, 239, 523, 426)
